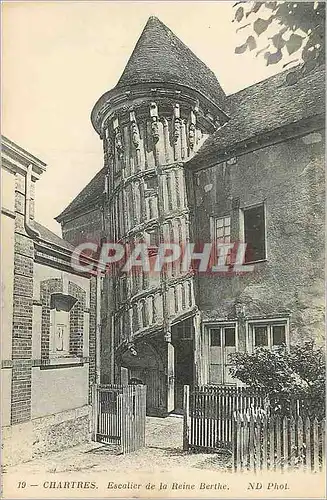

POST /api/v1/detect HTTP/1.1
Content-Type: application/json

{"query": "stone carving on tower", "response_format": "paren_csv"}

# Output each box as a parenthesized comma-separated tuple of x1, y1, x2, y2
(91, 16, 228, 415)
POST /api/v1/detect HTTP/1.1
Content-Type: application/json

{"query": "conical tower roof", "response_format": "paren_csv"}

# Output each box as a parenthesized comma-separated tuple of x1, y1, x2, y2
(116, 16, 226, 109)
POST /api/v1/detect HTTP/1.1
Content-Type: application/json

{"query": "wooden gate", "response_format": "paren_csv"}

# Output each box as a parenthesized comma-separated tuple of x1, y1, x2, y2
(92, 384, 146, 454)
(183, 385, 266, 452)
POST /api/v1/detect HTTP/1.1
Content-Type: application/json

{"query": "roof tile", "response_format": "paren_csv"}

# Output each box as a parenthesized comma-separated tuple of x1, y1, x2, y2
(56, 167, 106, 221)
(117, 16, 226, 109)
(187, 65, 325, 169)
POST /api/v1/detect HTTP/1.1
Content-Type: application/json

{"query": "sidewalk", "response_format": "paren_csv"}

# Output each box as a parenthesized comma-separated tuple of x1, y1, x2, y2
(4, 416, 231, 475)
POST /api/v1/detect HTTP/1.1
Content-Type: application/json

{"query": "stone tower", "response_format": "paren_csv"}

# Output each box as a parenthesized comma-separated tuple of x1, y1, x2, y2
(91, 17, 228, 415)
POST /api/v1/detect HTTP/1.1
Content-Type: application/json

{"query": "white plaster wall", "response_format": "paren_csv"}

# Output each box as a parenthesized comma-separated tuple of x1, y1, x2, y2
(31, 365, 89, 418)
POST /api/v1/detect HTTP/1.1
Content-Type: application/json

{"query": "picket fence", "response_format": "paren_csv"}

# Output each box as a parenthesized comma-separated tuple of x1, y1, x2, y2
(232, 413, 326, 473)
(92, 384, 146, 454)
(183, 385, 266, 451)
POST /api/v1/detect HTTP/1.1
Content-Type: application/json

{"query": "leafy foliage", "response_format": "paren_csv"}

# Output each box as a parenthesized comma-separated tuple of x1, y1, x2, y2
(229, 340, 325, 419)
(233, 1, 325, 76)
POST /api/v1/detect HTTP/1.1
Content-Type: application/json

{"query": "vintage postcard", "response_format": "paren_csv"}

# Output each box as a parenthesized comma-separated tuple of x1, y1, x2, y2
(1, 1, 325, 499)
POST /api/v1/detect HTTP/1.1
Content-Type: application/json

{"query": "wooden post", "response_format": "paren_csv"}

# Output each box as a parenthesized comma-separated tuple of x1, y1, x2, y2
(297, 416, 304, 471)
(269, 417, 275, 471)
(276, 417, 281, 471)
(305, 416, 311, 472)
(283, 417, 289, 472)
(321, 418, 326, 471)
(236, 413, 242, 472)
(290, 416, 296, 469)
(249, 415, 255, 471)
(91, 384, 98, 442)
(262, 416, 268, 471)
(254, 415, 262, 472)
(183, 385, 190, 451)
(167, 342, 175, 413)
(313, 418, 319, 472)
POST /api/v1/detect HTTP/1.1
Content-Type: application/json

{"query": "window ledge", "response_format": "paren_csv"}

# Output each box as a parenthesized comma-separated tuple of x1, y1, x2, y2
(244, 258, 268, 265)
(35, 356, 89, 369)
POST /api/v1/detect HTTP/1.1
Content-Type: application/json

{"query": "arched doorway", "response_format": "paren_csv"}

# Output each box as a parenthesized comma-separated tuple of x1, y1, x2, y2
(120, 336, 167, 416)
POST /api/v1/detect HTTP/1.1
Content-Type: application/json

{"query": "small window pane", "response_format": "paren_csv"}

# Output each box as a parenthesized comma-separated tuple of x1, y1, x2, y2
(225, 225, 231, 236)
(217, 218, 224, 228)
(225, 328, 236, 347)
(254, 326, 268, 346)
(217, 227, 224, 238)
(273, 325, 286, 345)
(224, 217, 231, 226)
(210, 329, 221, 346)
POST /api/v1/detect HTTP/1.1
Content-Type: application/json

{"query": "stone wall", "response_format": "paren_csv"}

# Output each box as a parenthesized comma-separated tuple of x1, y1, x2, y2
(190, 131, 325, 346)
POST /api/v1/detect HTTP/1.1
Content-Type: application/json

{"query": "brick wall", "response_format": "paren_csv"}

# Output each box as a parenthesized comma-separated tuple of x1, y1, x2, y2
(39, 278, 87, 359)
(11, 175, 35, 424)
(68, 281, 86, 357)
(40, 278, 62, 359)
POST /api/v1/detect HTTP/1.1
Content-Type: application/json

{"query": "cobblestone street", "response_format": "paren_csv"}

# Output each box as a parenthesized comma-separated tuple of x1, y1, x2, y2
(4, 416, 231, 476)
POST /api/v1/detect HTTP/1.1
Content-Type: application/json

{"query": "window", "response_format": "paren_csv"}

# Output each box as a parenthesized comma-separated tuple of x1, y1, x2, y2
(254, 326, 268, 346)
(272, 325, 286, 345)
(225, 327, 236, 346)
(211, 216, 231, 243)
(249, 320, 288, 351)
(208, 323, 237, 385)
(210, 216, 232, 266)
(210, 326, 236, 347)
(243, 204, 266, 263)
(210, 329, 221, 346)
(49, 293, 76, 358)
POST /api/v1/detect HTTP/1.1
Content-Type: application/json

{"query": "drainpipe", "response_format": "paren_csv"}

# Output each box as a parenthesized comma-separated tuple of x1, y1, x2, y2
(95, 272, 102, 385)
(25, 164, 40, 238)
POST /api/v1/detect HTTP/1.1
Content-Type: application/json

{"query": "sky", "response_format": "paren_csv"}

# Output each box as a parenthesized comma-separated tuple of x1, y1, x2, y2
(2, 1, 299, 236)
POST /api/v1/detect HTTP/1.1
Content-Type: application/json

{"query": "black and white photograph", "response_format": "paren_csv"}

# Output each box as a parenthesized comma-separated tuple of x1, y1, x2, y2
(1, 1, 325, 498)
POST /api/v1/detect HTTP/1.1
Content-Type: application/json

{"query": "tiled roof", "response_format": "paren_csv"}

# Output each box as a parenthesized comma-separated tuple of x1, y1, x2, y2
(55, 167, 106, 222)
(117, 16, 226, 110)
(187, 65, 325, 169)
(34, 221, 74, 250)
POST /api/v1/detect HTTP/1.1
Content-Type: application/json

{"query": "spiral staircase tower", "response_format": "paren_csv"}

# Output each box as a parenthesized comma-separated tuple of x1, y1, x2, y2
(91, 16, 228, 415)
